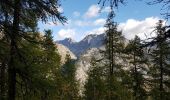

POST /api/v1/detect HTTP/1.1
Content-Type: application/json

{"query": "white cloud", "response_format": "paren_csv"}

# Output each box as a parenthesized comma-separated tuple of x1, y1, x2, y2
(118, 17, 163, 40)
(84, 5, 100, 18)
(85, 27, 106, 35)
(83, 5, 111, 19)
(58, 29, 76, 39)
(94, 18, 106, 26)
(73, 11, 80, 17)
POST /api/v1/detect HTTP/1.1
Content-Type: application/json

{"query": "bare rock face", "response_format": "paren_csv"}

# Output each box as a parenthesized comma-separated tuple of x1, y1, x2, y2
(56, 43, 77, 64)
(75, 47, 105, 95)
(57, 34, 106, 57)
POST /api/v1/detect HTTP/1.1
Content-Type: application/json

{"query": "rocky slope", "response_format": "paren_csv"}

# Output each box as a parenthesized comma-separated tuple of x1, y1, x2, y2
(75, 46, 106, 94)
(56, 43, 77, 64)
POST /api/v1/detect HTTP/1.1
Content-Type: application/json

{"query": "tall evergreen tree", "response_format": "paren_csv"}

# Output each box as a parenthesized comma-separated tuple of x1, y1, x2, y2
(125, 36, 148, 100)
(105, 12, 124, 76)
(60, 54, 79, 100)
(0, 0, 66, 99)
(149, 20, 170, 100)
(13, 30, 63, 100)
(83, 58, 106, 100)
(0, 31, 9, 100)
(104, 13, 132, 100)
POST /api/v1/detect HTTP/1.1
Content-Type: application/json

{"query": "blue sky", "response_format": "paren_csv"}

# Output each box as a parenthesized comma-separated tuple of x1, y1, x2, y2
(38, 0, 165, 41)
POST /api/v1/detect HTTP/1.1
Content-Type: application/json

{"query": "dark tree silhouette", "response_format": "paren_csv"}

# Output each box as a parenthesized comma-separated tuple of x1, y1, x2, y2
(0, 0, 66, 100)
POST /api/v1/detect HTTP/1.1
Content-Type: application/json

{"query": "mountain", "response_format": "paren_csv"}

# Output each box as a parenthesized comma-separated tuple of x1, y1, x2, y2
(56, 33, 131, 95)
(58, 38, 76, 46)
(55, 43, 77, 64)
(57, 34, 106, 57)
(75, 47, 106, 95)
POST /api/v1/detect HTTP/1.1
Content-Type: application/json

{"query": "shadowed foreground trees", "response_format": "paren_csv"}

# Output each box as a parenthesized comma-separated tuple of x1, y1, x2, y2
(60, 54, 79, 100)
(0, 0, 66, 100)
(0, 28, 80, 99)
(149, 20, 170, 100)
(125, 36, 148, 100)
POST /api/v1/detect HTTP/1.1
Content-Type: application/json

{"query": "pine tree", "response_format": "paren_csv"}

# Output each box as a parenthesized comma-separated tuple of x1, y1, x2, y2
(60, 54, 79, 100)
(104, 13, 132, 100)
(149, 20, 170, 100)
(83, 58, 106, 100)
(105, 12, 125, 76)
(40, 29, 61, 99)
(0, 0, 66, 99)
(0, 31, 9, 100)
(13, 30, 62, 100)
(125, 36, 148, 100)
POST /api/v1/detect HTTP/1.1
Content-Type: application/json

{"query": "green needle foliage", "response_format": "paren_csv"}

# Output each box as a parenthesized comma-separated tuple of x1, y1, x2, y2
(60, 54, 80, 100)
(104, 16, 132, 100)
(0, 0, 66, 99)
(125, 36, 148, 100)
(83, 58, 106, 100)
(149, 20, 170, 100)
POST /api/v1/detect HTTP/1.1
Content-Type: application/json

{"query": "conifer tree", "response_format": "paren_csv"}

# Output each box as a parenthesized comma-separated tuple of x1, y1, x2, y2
(149, 20, 170, 100)
(105, 12, 124, 76)
(13, 30, 63, 100)
(60, 54, 79, 100)
(0, 0, 66, 99)
(104, 12, 132, 100)
(125, 36, 148, 100)
(0, 31, 9, 100)
(83, 58, 106, 100)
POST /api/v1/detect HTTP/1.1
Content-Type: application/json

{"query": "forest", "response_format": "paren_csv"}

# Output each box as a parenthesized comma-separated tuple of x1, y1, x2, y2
(0, 0, 170, 100)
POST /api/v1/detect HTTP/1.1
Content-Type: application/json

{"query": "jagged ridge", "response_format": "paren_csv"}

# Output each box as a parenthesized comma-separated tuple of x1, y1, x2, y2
(57, 34, 106, 57)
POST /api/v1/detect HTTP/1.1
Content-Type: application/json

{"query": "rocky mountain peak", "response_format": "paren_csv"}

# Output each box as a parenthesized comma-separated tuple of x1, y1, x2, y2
(82, 34, 98, 43)
(60, 38, 76, 44)
(57, 33, 106, 57)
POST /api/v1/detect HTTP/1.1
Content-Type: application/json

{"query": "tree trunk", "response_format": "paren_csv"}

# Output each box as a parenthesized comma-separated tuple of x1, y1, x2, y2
(0, 60, 6, 100)
(8, 53, 16, 100)
(133, 51, 139, 100)
(159, 44, 163, 100)
(0, 8, 9, 100)
(8, 36, 17, 100)
(8, 0, 21, 100)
